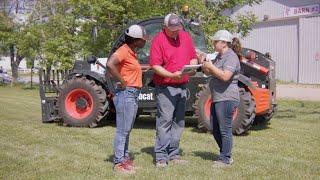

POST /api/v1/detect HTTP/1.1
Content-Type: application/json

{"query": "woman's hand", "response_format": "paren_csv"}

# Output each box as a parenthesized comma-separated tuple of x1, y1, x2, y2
(117, 82, 126, 90)
(202, 60, 213, 70)
(198, 53, 207, 64)
(201, 61, 213, 76)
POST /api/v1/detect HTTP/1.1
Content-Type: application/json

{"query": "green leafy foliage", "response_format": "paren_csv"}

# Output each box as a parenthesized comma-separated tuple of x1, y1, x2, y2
(0, 0, 261, 70)
(0, 0, 34, 84)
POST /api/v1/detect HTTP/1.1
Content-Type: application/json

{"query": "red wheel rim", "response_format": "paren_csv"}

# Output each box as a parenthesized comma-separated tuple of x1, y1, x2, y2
(204, 97, 212, 120)
(65, 89, 93, 120)
(204, 97, 238, 122)
(232, 107, 238, 121)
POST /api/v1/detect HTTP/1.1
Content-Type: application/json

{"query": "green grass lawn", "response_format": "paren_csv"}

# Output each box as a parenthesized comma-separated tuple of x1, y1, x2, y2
(0, 86, 319, 180)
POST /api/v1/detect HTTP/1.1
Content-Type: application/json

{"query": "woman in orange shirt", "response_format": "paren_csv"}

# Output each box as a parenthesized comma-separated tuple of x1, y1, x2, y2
(107, 24, 151, 175)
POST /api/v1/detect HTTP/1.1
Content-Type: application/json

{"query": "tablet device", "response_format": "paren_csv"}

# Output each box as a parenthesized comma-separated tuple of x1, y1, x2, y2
(181, 64, 202, 74)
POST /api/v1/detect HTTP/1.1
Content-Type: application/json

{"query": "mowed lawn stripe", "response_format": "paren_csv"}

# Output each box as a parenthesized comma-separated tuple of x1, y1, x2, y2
(0, 86, 319, 180)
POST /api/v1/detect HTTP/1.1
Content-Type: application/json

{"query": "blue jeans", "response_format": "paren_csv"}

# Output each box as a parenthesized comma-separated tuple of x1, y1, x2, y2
(113, 87, 140, 164)
(210, 100, 239, 164)
(154, 85, 187, 162)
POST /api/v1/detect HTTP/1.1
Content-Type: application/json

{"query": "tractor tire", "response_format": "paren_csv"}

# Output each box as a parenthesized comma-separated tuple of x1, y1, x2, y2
(192, 85, 212, 131)
(193, 85, 256, 135)
(253, 111, 273, 125)
(57, 76, 108, 127)
(106, 112, 116, 121)
(232, 88, 256, 135)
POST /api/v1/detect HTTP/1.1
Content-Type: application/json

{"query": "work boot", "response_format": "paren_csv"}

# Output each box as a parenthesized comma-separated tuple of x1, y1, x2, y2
(113, 162, 136, 175)
(156, 160, 168, 168)
(212, 160, 231, 168)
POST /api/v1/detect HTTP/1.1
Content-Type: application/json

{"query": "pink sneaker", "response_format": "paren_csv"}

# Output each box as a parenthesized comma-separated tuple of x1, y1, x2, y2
(113, 162, 136, 175)
(124, 160, 140, 170)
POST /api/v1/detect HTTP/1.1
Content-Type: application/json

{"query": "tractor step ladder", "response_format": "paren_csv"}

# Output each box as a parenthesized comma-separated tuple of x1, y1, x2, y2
(39, 69, 71, 122)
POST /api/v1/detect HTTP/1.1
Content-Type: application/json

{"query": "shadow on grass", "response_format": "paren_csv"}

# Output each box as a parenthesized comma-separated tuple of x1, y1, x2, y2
(190, 127, 206, 133)
(132, 116, 200, 130)
(21, 85, 38, 90)
(97, 118, 116, 128)
(99, 116, 201, 130)
(42, 120, 65, 127)
(141, 146, 155, 162)
(140, 146, 188, 163)
(250, 121, 271, 132)
(193, 151, 219, 161)
(44, 116, 202, 132)
(104, 152, 141, 164)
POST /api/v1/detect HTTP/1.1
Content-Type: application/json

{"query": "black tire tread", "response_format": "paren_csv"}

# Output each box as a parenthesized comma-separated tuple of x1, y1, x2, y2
(232, 88, 256, 135)
(193, 85, 256, 135)
(192, 84, 211, 132)
(57, 76, 108, 127)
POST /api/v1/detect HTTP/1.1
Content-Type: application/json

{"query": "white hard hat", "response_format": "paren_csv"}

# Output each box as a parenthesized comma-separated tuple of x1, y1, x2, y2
(125, 24, 152, 41)
(210, 30, 233, 42)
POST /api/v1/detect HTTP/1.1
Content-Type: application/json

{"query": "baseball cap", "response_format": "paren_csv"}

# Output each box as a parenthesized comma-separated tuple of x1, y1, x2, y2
(210, 30, 233, 43)
(125, 24, 152, 41)
(164, 13, 182, 31)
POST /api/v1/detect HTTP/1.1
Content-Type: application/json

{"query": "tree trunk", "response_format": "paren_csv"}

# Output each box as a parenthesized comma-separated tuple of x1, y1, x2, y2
(9, 45, 24, 86)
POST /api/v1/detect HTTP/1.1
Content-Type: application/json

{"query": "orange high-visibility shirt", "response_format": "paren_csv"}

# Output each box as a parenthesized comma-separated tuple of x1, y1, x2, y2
(113, 44, 142, 88)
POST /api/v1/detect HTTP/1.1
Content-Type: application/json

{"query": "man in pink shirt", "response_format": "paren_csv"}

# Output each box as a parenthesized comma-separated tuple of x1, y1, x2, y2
(149, 13, 198, 168)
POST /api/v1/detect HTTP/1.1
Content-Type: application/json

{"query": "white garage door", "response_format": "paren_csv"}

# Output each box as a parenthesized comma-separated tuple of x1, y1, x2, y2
(298, 15, 320, 84)
(242, 19, 299, 82)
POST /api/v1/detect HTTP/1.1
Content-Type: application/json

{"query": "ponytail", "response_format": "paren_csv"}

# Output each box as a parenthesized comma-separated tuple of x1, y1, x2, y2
(227, 37, 243, 60)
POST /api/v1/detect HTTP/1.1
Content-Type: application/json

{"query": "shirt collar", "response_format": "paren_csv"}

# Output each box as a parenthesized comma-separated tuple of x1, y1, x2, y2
(123, 43, 136, 56)
(220, 48, 232, 59)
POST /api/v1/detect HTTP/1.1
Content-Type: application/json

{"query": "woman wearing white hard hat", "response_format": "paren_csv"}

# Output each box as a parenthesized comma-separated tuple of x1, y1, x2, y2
(200, 30, 242, 168)
(107, 24, 151, 175)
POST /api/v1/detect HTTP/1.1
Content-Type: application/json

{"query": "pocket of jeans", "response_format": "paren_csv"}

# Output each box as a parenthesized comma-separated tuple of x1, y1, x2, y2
(125, 97, 135, 103)
(125, 89, 135, 95)
(124, 97, 137, 117)
(113, 96, 118, 105)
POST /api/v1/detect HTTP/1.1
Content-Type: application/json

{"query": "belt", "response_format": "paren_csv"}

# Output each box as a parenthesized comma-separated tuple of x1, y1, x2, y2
(128, 86, 142, 89)
(156, 84, 186, 88)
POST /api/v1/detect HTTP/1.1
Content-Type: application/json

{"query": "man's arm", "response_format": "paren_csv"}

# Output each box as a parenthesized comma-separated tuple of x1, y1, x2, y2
(152, 65, 183, 80)
(183, 58, 199, 76)
(190, 58, 198, 65)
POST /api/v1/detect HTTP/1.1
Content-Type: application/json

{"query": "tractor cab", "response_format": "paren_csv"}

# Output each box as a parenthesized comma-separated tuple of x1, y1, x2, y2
(105, 16, 208, 115)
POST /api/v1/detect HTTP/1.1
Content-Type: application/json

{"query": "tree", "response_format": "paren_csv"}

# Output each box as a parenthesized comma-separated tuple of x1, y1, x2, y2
(0, 0, 33, 85)
(183, 0, 262, 47)
(62, 0, 262, 57)
(27, 0, 78, 70)
(1, 0, 262, 72)
(66, 0, 189, 58)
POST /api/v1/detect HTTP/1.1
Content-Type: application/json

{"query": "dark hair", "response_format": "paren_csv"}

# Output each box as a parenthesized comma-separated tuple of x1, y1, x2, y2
(124, 34, 140, 45)
(227, 37, 242, 60)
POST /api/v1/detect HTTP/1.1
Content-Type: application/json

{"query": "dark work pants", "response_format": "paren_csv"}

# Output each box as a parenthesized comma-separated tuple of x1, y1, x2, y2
(154, 85, 187, 162)
(210, 100, 239, 164)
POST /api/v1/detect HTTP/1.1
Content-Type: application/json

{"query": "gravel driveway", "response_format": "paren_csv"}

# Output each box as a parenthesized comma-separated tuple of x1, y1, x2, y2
(277, 84, 320, 101)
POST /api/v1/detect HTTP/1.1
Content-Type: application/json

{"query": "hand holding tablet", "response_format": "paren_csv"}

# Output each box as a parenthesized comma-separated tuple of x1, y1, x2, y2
(181, 64, 202, 75)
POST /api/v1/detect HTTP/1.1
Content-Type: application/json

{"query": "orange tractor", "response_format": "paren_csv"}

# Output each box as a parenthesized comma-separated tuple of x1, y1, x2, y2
(39, 16, 277, 135)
